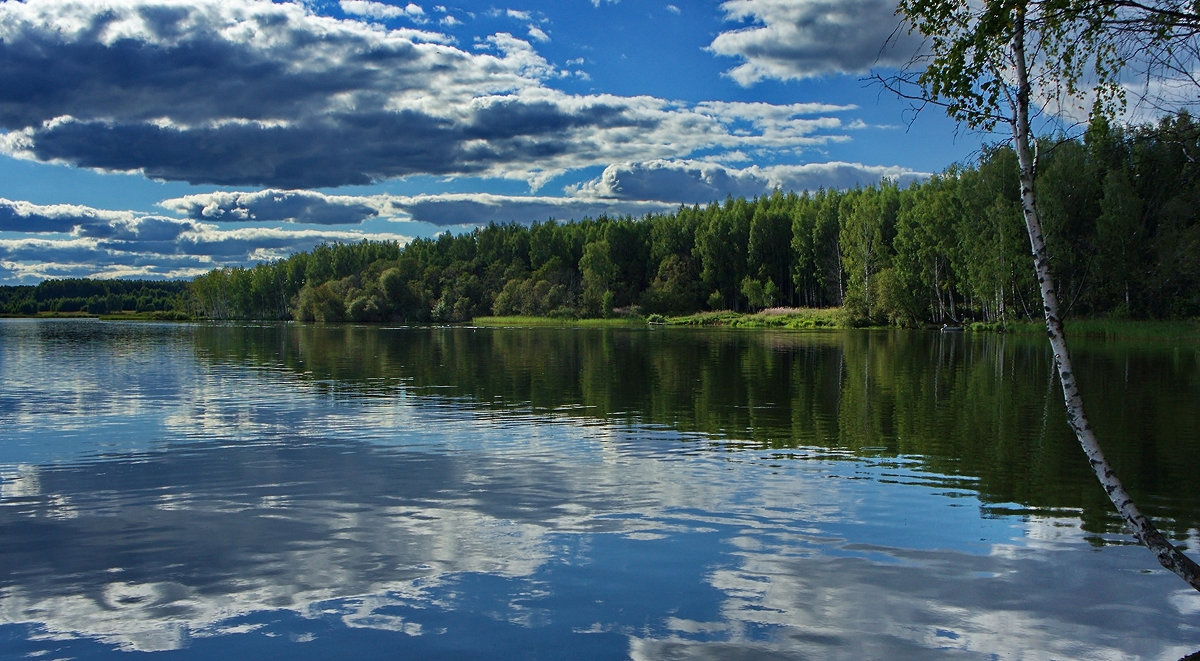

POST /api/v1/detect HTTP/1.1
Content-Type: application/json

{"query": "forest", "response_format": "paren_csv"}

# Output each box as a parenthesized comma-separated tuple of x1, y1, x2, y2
(0, 278, 188, 317)
(8, 115, 1199, 325)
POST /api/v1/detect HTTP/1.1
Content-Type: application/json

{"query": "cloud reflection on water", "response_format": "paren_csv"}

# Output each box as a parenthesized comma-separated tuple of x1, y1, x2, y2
(4, 420, 1198, 658)
(1, 320, 1199, 659)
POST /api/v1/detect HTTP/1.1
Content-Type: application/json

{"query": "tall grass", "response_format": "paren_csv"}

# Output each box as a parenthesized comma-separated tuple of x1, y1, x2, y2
(474, 311, 1196, 341)
(471, 315, 648, 328)
(658, 307, 847, 329)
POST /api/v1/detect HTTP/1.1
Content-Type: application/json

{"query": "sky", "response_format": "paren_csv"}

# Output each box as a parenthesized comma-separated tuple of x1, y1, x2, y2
(0, 0, 979, 285)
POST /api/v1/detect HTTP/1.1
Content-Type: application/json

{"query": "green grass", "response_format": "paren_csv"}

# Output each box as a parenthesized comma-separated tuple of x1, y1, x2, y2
(966, 319, 1044, 334)
(0, 310, 191, 321)
(476, 308, 862, 330)
(471, 315, 649, 328)
(97, 310, 192, 321)
(474, 310, 1197, 342)
(475, 308, 849, 329)
(660, 307, 848, 329)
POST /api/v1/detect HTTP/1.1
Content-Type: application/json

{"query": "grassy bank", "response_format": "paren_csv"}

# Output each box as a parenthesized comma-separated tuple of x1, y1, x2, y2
(475, 310, 1196, 343)
(98, 310, 191, 321)
(653, 307, 847, 329)
(13, 308, 1191, 342)
(0, 311, 95, 319)
(0, 310, 191, 321)
(471, 315, 649, 328)
(474, 308, 848, 330)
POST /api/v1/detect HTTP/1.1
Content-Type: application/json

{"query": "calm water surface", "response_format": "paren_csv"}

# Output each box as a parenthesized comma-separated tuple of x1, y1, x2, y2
(1, 319, 1198, 659)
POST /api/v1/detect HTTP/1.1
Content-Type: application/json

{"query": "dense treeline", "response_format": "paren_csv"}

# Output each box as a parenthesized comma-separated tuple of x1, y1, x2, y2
(0, 279, 188, 316)
(182, 115, 1196, 324)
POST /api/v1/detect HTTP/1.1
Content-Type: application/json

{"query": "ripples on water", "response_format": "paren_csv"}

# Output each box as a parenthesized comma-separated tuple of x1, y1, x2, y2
(1, 319, 1198, 660)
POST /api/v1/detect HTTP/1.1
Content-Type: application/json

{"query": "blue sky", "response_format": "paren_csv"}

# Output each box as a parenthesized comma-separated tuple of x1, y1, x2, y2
(0, 0, 978, 284)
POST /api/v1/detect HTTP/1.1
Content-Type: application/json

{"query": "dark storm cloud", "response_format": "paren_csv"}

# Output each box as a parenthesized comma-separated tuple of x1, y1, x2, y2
(0, 1, 853, 190)
(0, 240, 108, 265)
(710, 0, 924, 84)
(0, 206, 87, 233)
(0, 1, 443, 129)
(0, 27, 349, 129)
(22, 112, 475, 189)
(13, 91, 660, 190)
(0, 0, 565, 186)
(463, 99, 634, 140)
(77, 216, 197, 241)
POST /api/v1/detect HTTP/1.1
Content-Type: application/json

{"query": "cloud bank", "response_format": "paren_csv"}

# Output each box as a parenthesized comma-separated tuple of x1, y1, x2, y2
(573, 159, 928, 203)
(0, 0, 857, 190)
(0, 198, 408, 283)
(388, 192, 677, 226)
(161, 190, 380, 225)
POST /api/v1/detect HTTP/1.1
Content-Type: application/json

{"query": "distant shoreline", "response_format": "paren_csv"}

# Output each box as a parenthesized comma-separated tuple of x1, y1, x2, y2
(472, 311, 1199, 342)
(4, 309, 1195, 344)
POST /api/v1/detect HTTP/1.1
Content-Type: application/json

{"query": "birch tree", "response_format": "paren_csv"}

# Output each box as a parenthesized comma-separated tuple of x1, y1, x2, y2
(1054, 1, 1200, 114)
(887, 0, 1200, 591)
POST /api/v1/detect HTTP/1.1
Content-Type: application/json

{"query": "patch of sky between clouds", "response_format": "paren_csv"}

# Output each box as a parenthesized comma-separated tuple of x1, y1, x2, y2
(0, 158, 194, 217)
(325, 174, 540, 200)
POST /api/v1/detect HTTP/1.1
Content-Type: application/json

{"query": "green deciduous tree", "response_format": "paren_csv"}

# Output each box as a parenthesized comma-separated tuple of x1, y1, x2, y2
(1034, 139, 1102, 314)
(839, 183, 899, 321)
(1096, 168, 1144, 313)
(890, 0, 1200, 590)
(747, 193, 794, 303)
(894, 173, 962, 323)
(694, 197, 751, 310)
(580, 239, 618, 316)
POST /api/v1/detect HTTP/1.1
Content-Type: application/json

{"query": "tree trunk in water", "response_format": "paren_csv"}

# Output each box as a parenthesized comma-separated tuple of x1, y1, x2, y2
(1010, 8, 1200, 592)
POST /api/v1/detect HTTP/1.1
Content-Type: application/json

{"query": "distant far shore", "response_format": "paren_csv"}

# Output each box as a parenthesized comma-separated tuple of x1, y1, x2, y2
(4, 308, 1195, 344)
(473, 310, 1198, 343)
(0, 310, 190, 321)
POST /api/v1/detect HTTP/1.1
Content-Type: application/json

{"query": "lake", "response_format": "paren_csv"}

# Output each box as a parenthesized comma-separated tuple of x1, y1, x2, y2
(1, 318, 1198, 659)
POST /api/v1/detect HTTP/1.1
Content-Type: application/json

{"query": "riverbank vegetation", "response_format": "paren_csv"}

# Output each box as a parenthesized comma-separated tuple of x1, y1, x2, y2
(472, 315, 649, 328)
(0, 279, 188, 318)
(185, 115, 1198, 327)
(5, 115, 1199, 329)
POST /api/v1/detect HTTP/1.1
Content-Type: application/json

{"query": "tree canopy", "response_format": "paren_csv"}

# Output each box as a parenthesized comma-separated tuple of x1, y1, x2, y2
(167, 116, 1200, 327)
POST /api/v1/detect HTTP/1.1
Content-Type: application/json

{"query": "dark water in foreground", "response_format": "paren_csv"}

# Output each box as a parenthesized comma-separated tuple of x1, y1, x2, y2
(1, 319, 1198, 659)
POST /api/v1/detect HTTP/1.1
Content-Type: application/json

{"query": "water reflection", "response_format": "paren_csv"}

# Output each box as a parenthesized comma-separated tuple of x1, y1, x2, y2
(1, 319, 1198, 659)
(5, 434, 1199, 658)
(192, 323, 1200, 535)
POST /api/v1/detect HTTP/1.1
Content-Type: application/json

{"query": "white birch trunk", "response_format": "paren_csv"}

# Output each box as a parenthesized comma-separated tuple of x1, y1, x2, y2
(1010, 8, 1200, 591)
